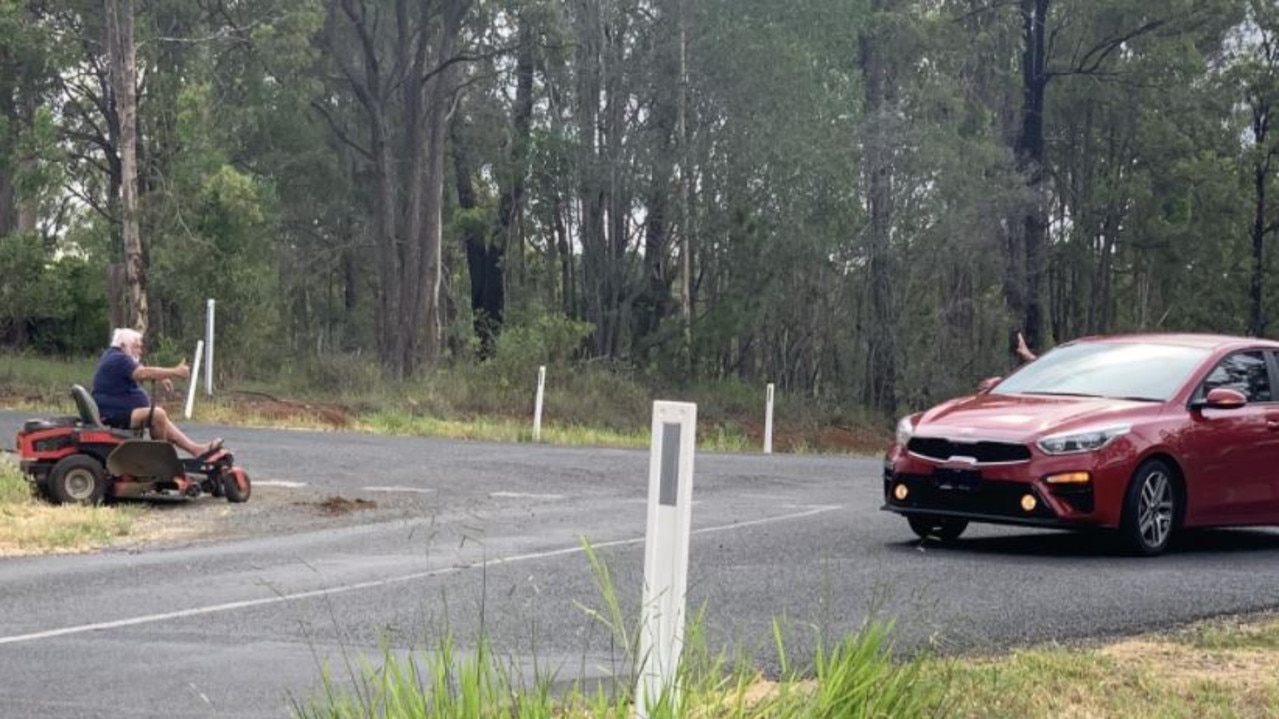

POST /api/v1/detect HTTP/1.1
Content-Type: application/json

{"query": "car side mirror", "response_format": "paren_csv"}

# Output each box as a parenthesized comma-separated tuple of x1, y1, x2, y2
(1192, 387, 1248, 411)
(977, 376, 1002, 394)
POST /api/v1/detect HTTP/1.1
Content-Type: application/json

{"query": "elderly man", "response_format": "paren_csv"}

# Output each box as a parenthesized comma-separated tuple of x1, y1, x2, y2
(92, 328, 220, 457)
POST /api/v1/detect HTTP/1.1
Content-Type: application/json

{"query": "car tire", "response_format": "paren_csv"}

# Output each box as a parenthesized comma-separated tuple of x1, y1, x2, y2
(907, 516, 968, 543)
(46, 454, 108, 506)
(1120, 458, 1177, 556)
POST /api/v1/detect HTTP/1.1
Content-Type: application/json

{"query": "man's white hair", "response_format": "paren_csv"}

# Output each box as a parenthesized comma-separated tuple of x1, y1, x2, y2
(111, 328, 143, 348)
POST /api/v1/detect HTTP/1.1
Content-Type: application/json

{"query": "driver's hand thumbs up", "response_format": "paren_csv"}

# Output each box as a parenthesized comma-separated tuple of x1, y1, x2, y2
(175, 357, 191, 379)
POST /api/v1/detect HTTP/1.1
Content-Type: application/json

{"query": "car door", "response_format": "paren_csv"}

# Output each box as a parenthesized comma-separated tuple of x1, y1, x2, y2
(1180, 350, 1279, 523)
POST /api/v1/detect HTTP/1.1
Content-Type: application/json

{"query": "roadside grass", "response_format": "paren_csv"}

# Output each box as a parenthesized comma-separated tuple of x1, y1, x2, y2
(0, 353, 886, 453)
(0, 460, 138, 555)
(291, 610, 1279, 718)
(0, 353, 97, 404)
(928, 616, 1279, 718)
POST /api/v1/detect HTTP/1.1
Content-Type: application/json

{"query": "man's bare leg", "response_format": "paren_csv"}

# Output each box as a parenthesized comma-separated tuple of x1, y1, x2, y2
(128, 406, 210, 456)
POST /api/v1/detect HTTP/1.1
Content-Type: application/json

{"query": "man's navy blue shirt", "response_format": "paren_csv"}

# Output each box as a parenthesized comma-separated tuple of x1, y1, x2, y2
(92, 347, 150, 421)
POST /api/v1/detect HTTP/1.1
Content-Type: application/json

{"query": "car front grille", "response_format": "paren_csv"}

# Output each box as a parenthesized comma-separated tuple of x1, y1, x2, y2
(906, 437, 1032, 464)
(887, 474, 1057, 520)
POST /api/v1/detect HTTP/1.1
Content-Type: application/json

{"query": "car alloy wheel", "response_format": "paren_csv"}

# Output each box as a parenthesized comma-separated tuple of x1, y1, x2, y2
(1122, 459, 1177, 556)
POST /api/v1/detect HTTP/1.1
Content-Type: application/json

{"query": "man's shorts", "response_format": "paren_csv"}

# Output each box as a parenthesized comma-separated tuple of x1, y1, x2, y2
(102, 410, 136, 430)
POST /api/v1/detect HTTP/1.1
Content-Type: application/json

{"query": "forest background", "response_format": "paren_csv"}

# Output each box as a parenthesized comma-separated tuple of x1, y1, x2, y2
(1, 0, 1276, 438)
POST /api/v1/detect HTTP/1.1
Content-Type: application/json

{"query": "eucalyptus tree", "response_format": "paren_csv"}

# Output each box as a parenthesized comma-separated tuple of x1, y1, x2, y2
(1229, 0, 1279, 337)
(314, 0, 471, 377)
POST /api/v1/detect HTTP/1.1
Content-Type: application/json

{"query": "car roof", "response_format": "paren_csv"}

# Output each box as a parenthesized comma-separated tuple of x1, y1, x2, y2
(1064, 333, 1279, 351)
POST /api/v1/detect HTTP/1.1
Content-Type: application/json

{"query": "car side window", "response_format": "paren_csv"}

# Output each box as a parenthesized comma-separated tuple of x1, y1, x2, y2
(1200, 351, 1272, 402)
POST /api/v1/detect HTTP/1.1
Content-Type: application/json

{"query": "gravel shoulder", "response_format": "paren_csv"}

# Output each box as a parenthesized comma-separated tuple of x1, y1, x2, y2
(111, 485, 412, 553)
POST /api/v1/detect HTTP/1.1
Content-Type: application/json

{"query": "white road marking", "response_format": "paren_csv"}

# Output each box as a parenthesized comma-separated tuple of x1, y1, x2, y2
(253, 480, 307, 488)
(363, 486, 436, 494)
(490, 491, 564, 500)
(0, 505, 841, 645)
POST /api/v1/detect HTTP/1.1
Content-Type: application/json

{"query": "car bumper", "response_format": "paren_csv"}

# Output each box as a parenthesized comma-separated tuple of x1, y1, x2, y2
(881, 443, 1132, 530)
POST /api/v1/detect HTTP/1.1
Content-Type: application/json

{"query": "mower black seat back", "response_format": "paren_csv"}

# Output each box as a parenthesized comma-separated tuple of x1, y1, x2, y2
(106, 440, 184, 480)
(71, 384, 104, 427)
(71, 383, 141, 438)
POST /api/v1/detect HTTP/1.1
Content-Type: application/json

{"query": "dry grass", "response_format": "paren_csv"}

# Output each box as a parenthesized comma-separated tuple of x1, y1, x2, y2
(0, 458, 140, 555)
(932, 614, 1279, 718)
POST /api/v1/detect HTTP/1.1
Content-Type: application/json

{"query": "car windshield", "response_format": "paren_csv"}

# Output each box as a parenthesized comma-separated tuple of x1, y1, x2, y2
(994, 341, 1211, 401)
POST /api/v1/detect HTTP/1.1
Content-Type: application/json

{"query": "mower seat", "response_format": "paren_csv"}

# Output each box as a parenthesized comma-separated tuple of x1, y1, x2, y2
(106, 440, 184, 480)
(71, 384, 105, 427)
(71, 384, 142, 437)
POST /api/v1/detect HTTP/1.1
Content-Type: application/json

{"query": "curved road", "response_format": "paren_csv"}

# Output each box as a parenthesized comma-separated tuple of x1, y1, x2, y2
(3, 410, 1279, 717)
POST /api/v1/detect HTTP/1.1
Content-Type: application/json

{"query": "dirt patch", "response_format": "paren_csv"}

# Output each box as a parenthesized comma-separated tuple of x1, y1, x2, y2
(301, 496, 379, 516)
(106, 487, 390, 552)
(217, 391, 355, 429)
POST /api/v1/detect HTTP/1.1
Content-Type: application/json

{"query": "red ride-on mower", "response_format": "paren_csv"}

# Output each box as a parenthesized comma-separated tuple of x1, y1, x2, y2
(14, 385, 251, 505)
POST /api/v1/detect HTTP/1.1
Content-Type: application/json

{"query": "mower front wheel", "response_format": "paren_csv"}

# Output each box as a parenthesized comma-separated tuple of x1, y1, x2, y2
(47, 454, 108, 505)
(223, 468, 251, 503)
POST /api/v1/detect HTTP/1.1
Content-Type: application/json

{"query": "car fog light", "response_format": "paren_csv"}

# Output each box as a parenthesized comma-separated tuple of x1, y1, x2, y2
(893, 483, 909, 501)
(1020, 494, 1038, 512)
(1045, 471, 1091, 484)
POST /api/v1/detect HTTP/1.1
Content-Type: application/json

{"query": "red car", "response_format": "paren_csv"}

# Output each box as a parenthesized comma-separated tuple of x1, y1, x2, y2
(882, 333, 1279, 555)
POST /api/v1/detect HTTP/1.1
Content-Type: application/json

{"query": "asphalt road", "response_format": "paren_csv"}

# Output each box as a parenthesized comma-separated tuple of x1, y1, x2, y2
(4, 410, 1279, 718)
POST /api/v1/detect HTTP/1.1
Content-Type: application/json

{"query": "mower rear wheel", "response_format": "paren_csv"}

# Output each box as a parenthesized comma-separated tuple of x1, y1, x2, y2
(223, 469, 251, 503)
(47, 454, 107, 505)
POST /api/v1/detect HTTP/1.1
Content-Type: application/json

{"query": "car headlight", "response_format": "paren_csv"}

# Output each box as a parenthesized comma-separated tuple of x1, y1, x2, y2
(1036, 424, 1131, 455)
(895, 416, 915, 446)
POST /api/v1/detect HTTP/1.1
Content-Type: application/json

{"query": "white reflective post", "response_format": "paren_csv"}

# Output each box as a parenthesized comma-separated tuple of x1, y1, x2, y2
(205, 299, 215, 396)
(635, 400, 697, 719)
(185, 340, 204, 420)
(533, 365, 546, 441)
(764, 383, 775, 454)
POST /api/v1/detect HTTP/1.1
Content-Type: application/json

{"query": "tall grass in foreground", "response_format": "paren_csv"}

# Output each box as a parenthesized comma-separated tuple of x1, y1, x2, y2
(291, 541, 944, 719)
(291, 621, 942, 719)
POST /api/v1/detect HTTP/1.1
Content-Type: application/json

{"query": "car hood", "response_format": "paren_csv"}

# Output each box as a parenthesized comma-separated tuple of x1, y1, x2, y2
(914, 393, 1157, 442)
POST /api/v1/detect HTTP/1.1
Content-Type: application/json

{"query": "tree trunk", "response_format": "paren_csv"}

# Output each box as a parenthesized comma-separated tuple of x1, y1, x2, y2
(106, 0, 148, 334)
(1249, 96, 1272, 337)
(575, 0, 608, 355)
(635, 0, 679, 355)
(0, 73, 15, 238)
(1016, 0, 1049, 350)
(677, 0, 693, 371)
(468, 16, 533, 358)
(859, 0, 898, 416)
(412, 0, 463, 372)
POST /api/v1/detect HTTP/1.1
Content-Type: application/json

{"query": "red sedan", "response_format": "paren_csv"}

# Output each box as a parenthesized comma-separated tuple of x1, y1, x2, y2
(882, 333, 1279, 555)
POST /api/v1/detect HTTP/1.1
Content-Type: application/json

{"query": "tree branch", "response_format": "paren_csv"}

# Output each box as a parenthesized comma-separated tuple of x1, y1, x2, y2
(310, 100, 373, 160)
(62, 180, 112, 222)
(1047, 18, 1168, 79)
(420, 47, 511, 88)
(949, 0, 1021, 25)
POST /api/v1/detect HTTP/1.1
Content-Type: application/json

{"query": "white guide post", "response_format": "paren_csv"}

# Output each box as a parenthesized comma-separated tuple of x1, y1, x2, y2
(205, 298, 215, 396)
(533, 365, 547, 441)
(764, 383, 775, 455)
(635, 400, 697, 719)
(184, 340, 204, 420)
